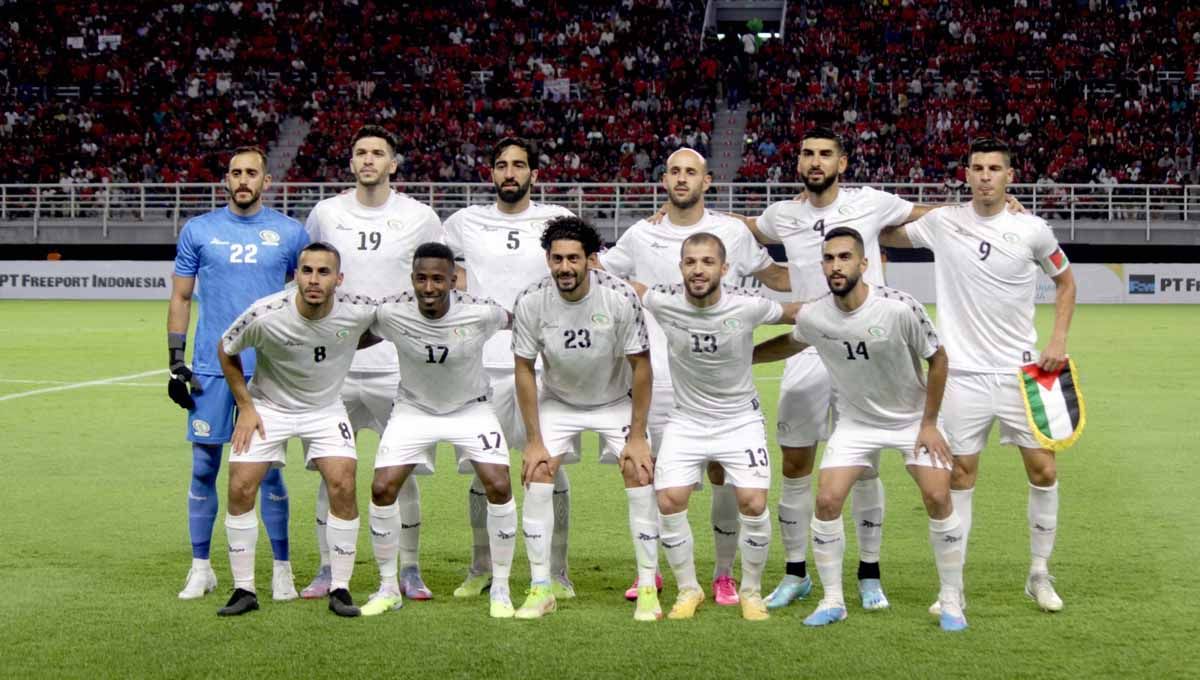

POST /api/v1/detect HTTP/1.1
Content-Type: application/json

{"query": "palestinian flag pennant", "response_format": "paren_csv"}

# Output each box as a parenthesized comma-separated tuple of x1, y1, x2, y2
(1018, 358, 1086, 451)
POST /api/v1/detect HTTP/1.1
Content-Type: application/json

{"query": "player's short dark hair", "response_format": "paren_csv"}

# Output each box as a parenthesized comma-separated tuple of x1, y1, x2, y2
(540, 215, 602, 256)
(229, 146, 268, 170)
(412, 241, 456, 269)
(681, 232, 726, 263)
(492, 137, 538, 169)
(352, 125, 398, 155)
(968, 137, 1012, 167)
(802, 126, 844, 154)
(823, 226, 864, 256)
(300, 241, 342, 270)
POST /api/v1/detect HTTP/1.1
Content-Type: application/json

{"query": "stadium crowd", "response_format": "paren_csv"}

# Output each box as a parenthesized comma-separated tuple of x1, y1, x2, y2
(1, 0, 1197, 186)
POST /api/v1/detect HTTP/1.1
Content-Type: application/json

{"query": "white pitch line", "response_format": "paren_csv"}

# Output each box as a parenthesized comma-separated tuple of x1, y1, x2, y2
(0, 369, 165, 402)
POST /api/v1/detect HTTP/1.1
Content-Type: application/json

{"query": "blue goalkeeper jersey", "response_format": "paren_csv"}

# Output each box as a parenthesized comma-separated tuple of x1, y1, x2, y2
(174, 205, 308, 376)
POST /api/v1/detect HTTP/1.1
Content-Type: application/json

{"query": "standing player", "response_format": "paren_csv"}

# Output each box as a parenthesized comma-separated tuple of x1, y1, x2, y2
(742, 127, 940, 611)
(881, 138, 1076, 614)
(599, 147, 790, 604)
(638, 233, 798, 621)
(167, 146, 307, 601)
(510, 217, 658, 621)
(752, 227, 967, 632)
(301, 125, 443, 601)
(359, 243, 518, 619)
(215, 242, 377, 617)
(443, 138, 578, 599)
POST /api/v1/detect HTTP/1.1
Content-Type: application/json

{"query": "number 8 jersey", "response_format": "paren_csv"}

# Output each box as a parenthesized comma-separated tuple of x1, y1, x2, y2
(371, 291, 509, 415)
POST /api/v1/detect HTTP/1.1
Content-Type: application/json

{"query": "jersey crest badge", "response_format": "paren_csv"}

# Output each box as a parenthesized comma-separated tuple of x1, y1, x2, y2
(259, 229, 280, 245)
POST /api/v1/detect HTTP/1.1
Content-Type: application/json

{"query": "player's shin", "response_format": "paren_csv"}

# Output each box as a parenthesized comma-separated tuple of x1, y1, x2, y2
(315, 480, 330, 568)
(659, 510, 699, 591)
(369, 502, 401, 590)
(778, 474, 812, 575)
(551, 466, 571, 577)
(851, 476, 884, 571)
(487, 499, 517, 595)
(738, 511, 771, 595)
(1028, 482, 1059, 574)
(326, 514, 360, 591)
(469, 477, 492, 573)
(710, 483, 739, 579)
(225, 511, 259, 592)
(523, 483, 555, 584)
(259, 467, 290, 561)
(929, 512, 965, 603)
(811, 516, 846, 606)
(396, 478, 421, 570)
(189, 444, 222, 560)
(626, 485, 659, 585)
(950, 487, 975, 562)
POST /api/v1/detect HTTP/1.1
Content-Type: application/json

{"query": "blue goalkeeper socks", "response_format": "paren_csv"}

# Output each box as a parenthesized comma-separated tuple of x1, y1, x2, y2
(188, 444, 222, 559)
(260, 467, 290, 561)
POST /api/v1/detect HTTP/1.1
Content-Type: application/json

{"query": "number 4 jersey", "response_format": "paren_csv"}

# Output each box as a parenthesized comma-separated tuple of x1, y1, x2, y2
(371, 291, 509, 415)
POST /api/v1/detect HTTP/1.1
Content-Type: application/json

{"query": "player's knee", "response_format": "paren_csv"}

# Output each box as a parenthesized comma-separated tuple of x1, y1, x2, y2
(780, 446, 815, 478)
(191, 444, 222, 484)
(371, 478, 400, 506)
(814, 490, 845, 519)
(227, 478, 258, 510)
(738, 495, 767, 516)
(325, 474, 356, 506)
(921, 487, 953, 517)
(950, 460, 977, 490)
(480, 471, 512, 503)
(1027, 461, 1056, 487)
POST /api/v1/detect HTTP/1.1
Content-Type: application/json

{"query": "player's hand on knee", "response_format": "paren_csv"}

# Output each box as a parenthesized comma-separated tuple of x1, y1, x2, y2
(521, 441, 552, 487)
(167, 365, 203, 410)
(620, 438, 653, 486)
(231, 408, 265, 454)
(916, 423, 953, 468)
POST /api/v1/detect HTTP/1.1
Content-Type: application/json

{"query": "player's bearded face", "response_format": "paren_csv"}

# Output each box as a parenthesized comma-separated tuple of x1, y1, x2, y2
(548, 241, 589, 295)
(493, 146, 535, 205)
(680, 244, 727, 300)
(798, 141, 845, 194)
(225, 154, 267, 209)
(663, 155, 709, 210)
(822, 242, 865, 297)
(296, 253, 341, 307)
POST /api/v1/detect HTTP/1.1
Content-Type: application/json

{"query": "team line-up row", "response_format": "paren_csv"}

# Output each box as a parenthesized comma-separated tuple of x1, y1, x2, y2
(166, 128, 1077, 631)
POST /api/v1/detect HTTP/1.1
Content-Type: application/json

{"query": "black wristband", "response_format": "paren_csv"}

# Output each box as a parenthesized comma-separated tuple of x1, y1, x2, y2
(168, 332, 187, 370)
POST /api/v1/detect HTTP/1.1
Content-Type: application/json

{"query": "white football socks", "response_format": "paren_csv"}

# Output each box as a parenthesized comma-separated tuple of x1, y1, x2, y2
(551, 466, 571, 577)
(928, 512, 965, 603)
(396, 477, 421, 571)
(738, 511, 771, 595)
(523, 482, 554, 584)
(660, 510, 699, 592)
(1028, 481, 1059, 574)
(778, 474, 812, 565)
(469, 476, 491, 573)
(710, 483, 739, 579)
(851, 476, 884, 564)
(325, 514, 359, 592)
(487, 499, 517, 595)
(626, 485, 659, 585)
(225, 510, 258, 592)
(811, 516, 846, 607)
(369, 502, 400, 590)
(951, 487, 975, 562)
(314, 480, 330, 568)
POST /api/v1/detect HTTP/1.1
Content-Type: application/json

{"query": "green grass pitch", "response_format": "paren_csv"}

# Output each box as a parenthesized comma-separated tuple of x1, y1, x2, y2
(0, 301, 1195, 678)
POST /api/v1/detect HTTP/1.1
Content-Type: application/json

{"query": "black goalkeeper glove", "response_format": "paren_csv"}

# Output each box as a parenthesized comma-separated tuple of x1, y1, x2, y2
(168, 332, 204, 410)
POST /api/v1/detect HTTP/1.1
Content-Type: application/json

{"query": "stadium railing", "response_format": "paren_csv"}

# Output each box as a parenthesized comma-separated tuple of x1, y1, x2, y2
(2, 182, 1196, 242)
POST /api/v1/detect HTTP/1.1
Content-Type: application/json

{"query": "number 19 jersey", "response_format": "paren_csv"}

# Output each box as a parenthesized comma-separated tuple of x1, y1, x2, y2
(305, 190, 444, 372)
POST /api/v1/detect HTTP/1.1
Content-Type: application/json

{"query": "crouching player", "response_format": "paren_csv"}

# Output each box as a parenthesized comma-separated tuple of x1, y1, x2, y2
(216, 242, 377, 618)
(510, 216, 657, 621)
(753, 227, 967, 631)
(360, 243, 519, 619)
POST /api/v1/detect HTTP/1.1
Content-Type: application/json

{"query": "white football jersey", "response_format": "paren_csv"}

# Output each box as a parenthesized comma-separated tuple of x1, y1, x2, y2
(906, 205, 1069, 372)
(371, 290, 509, 415)
(642, 284, 782, 425)
(756, 186, 913, 302)
(305, 190, 444, 373)
(222, 289, 377, 411)
(598, 210, 776, 386)
(793, 285, 940, 429)
(443, 201, 576, 370)
(512, 269, 649, 408)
